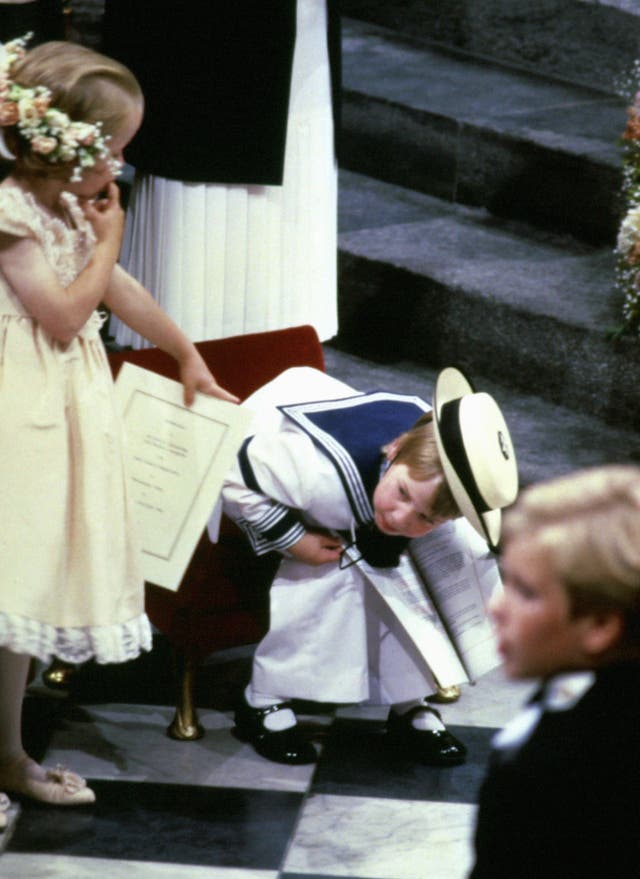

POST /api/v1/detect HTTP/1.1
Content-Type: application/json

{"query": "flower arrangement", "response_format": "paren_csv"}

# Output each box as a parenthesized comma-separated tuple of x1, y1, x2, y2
(0, 33, 121, 183)
(615, 60, 640, 336)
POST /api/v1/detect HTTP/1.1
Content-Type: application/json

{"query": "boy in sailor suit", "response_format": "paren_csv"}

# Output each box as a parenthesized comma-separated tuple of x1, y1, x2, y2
(222, 366, 518, 765)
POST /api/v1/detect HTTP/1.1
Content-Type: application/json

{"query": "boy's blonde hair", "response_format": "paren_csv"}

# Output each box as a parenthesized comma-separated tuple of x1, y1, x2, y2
(7, 41, 142, 176)
(385, 412, 460, 520)
(504, 465, 640, 648)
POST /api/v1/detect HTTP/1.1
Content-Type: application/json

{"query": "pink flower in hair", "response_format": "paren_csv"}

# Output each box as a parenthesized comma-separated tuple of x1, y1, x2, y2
(33, 93, 50, 117)
(30, 134, 57, 155)
(0, 101, 19, 125)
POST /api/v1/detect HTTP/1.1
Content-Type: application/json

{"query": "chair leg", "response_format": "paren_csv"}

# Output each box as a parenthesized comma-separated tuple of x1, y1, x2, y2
(42, 657, 77, 690)
(166, 650, 205, 741)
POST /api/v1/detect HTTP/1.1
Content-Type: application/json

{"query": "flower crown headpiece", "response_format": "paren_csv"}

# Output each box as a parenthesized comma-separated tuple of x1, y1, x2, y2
(0, 33, 122, 183)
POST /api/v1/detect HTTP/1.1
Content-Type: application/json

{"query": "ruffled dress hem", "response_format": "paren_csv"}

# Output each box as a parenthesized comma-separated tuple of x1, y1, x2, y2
(0, 611, 153, 665)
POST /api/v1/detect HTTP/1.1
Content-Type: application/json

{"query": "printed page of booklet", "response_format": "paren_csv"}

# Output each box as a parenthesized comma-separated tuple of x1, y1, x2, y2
(350, 517, 502, 687)
(115, 363, 252, 591)
(409, 517, 503, 681)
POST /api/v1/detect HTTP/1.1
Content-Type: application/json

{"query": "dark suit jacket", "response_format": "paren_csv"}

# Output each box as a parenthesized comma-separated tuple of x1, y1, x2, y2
(470, 662, 640, 879)
(102, 0, 341, 184)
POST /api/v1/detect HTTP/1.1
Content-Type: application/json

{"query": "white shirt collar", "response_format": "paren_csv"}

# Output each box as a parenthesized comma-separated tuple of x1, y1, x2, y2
(492, 670, 596, 751)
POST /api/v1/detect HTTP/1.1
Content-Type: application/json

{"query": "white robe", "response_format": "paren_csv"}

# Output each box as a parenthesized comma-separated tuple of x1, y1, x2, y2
(110, 0, 337, 347)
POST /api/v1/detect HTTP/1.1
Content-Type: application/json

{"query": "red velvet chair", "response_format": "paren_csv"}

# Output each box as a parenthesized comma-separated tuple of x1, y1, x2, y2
(108, 325, 326, 738)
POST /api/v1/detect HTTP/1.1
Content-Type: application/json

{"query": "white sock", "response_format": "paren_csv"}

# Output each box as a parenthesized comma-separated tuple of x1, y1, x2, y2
(244, 685, 297, 732)
(392, 698, 446, 732)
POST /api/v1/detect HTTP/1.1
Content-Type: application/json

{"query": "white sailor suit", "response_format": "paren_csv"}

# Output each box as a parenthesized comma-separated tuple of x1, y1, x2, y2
(221, 368, 446, 705)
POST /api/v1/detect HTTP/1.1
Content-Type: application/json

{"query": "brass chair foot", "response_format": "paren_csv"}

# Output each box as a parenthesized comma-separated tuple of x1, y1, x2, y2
(427, 684, 461, 704)
(42, 658, 77, 690)
(167, 708, 205, 741)
(167, 650, 204, 740)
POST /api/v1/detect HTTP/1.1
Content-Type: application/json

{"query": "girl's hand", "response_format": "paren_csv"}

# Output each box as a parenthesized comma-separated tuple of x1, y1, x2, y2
(178, 348, 239, 406)
(287, 530, 344, 566)
(81, 182, 125, 255)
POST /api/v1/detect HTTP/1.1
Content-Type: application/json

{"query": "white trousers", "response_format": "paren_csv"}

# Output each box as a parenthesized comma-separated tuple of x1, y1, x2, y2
(251, 555, 439, 705)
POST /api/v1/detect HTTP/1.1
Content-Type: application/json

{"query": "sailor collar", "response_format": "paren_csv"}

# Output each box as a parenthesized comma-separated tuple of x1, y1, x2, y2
(279, 390, 430, 525)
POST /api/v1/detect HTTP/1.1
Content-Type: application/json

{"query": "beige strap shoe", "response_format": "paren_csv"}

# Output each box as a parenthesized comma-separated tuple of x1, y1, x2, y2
(0, 756, 95, 806)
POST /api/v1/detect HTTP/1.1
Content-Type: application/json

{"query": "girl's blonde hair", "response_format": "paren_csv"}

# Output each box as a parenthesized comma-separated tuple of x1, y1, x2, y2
(504, 465, 640, 646)
(384, 412, 460, 520)
(6, 41, 142, 176)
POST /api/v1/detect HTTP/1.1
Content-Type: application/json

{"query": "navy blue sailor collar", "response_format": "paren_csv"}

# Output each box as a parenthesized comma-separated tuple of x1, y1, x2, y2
(279, 390, 430, 525)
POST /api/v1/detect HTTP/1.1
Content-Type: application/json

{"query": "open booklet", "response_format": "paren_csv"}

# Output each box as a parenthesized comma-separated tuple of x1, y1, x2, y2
(348, 517, 503, 688)
(115, 362, 252, 591)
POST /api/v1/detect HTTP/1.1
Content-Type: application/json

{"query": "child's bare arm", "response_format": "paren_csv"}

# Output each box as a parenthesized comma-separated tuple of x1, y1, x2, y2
(103, 263, 238, 405)
(0, 182, 124, 343)
(0, 232, 120, 344)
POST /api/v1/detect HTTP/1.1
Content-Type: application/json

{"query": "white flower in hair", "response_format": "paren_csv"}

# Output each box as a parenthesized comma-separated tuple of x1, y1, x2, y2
(30, 134, 56, 155)
(0, 32, 122, 183)
(44, 108, 69, 131)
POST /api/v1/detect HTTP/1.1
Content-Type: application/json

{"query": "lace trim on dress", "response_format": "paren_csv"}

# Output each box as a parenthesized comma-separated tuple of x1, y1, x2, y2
(0, 186, 95, 289)
(0, 611, 152, 665)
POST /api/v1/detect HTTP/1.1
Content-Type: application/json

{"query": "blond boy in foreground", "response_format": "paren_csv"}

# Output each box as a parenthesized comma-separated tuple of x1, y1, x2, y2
(470, 465, 640, 879)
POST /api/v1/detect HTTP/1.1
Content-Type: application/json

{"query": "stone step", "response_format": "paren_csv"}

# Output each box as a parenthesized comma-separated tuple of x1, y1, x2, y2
(340, 0, 640, 95)
(322, 344, 640, 490)
(340, 17, 625, 245)
(336, 169, 640, 431)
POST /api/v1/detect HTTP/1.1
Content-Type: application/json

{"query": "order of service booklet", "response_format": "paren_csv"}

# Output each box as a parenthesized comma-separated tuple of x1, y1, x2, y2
(345, 517, 503, 688)
(115, 363, 252, 591)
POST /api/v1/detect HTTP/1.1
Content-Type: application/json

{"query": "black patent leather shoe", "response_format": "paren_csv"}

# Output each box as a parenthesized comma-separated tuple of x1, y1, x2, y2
(234, 695, 317, 765)
(386, 705, 467, 766)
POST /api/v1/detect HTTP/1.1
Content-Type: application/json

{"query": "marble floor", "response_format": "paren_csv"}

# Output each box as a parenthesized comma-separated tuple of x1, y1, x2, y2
(0, 638, 532, 879)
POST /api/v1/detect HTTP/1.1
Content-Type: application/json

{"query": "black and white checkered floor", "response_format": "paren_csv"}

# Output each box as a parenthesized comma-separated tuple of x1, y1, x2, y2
(0, 637, 531, 879)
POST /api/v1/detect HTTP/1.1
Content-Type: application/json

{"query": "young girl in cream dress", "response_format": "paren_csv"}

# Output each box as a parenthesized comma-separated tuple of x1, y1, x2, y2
(0, 35, 236, 819)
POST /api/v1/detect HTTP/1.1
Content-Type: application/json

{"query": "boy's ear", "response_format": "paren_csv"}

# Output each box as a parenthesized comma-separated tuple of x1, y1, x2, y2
(384, 437, 401, 462)
(581, 610, 624, 658)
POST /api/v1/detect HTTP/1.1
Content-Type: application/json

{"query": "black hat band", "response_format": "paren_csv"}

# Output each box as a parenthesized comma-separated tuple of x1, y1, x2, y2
(439, 398, 489, 516)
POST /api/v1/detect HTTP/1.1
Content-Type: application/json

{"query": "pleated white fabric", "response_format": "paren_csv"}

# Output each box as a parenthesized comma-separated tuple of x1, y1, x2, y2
(111, 0, 338, 348)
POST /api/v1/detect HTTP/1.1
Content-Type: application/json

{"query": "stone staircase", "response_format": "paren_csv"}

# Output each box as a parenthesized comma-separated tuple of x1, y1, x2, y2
(329, 2, 640, 486)
(339, 0, 640, 94)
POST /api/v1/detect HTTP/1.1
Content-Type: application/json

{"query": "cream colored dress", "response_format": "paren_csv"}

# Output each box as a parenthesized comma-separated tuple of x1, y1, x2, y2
(0, 185, 151, 664)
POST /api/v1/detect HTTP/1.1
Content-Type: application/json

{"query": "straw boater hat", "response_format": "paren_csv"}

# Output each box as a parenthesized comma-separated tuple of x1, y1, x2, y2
(432, 366, 518, 550)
